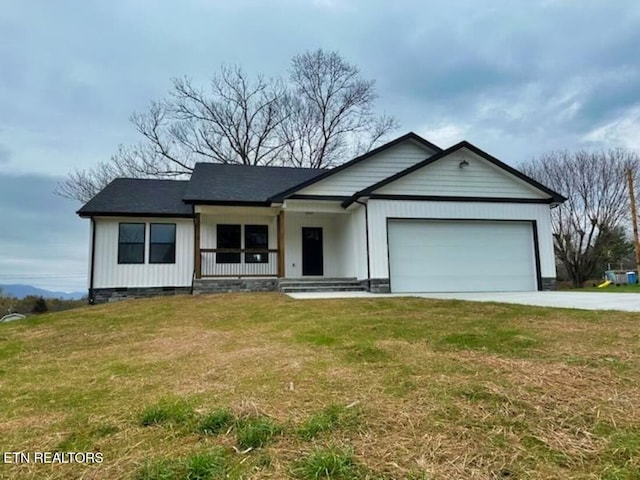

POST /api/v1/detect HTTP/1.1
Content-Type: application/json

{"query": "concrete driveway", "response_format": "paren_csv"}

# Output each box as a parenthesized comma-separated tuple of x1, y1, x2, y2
(286, 291, 640, 312)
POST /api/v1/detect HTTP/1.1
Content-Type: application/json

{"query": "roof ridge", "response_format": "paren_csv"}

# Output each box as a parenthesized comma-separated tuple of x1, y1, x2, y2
(192, 162, 326, 172)
(113, 177, 189, 183)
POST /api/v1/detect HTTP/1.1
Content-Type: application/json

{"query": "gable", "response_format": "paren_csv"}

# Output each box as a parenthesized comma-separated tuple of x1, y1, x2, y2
(296, 139, 439, 197)
(372, 148, 550, 199)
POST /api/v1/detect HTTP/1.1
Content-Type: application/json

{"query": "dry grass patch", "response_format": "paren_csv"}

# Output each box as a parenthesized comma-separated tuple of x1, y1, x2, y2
(1, 293, 639, 479)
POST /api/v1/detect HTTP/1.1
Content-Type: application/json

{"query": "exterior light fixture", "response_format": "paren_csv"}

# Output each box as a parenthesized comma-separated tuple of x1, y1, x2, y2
(459, 160, 469, 169)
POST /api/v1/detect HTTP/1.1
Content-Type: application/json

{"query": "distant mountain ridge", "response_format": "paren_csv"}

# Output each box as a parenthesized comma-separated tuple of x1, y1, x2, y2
(0, 284, 85, 300)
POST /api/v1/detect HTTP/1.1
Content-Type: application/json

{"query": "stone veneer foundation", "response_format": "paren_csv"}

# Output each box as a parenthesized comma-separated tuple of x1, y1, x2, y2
(91, 286, 192, 304)
(541, 277, 557, 291)
(90, 276, 553, 303)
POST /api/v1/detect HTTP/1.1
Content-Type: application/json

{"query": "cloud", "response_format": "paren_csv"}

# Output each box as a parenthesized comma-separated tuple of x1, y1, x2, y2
(583, 106, 640, 152)
(0, 173, 87, 291)
(418, 123, 470, 148)
(1, 0, 640, 173)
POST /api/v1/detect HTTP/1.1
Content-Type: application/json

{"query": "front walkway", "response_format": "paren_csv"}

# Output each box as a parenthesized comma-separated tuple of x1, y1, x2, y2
(285, 291, 640, 312)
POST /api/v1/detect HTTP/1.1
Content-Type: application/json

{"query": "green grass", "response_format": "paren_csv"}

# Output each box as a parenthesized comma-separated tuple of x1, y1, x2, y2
(56, 423, 119, 451)
(438, 328, 538, 355)
(1, 293, 640, 479)
(135, 449, 229, 480)
(297, 404, 360, 440)
(235, 416, 282, 449)
(135, 458, 177, 480)
(197, 408, 234, 436)
(292, 447, 361, 480)
(579, 283, 640, 293)
(183, 450, 229, 479)
(139, 398, 196, 427)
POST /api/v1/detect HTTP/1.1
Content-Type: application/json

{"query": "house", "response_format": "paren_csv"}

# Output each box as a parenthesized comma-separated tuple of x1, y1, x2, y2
(77, 132, 566, 303)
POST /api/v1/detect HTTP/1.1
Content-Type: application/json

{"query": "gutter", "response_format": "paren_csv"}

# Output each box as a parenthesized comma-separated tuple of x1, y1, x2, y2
(355, 199, 371, 286)
(88, 217, 96, 304)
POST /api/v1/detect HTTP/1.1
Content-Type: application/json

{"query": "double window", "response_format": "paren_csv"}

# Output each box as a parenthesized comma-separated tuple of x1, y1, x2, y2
(118, 223, 176, 264)
(216, 224, 268, 264)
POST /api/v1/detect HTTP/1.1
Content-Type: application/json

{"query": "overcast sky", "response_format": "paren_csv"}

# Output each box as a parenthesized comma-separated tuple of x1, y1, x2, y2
(1, 0, 639, 292)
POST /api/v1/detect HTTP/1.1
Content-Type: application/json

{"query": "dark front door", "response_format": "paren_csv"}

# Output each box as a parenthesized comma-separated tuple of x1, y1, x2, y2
(302, 227, 323, 276)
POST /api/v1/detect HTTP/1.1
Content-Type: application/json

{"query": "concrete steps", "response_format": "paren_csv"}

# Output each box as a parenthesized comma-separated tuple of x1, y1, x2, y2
(278, 278, 367, 293)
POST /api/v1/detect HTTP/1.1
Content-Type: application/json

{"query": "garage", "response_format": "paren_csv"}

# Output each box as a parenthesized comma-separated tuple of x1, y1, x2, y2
(387, 219, 538, 293)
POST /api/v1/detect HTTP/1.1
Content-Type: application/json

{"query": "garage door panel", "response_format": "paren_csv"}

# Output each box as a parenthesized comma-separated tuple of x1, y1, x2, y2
(388, 220, 536, 292)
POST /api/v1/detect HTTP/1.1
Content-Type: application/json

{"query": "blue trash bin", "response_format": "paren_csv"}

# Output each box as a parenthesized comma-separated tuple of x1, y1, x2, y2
(627, 272, 638, 284)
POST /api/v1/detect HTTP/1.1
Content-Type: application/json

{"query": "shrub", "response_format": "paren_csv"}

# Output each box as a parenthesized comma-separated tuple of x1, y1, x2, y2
(31, 296, 48, 314)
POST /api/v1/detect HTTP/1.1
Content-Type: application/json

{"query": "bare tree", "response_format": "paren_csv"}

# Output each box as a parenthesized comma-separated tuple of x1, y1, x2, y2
(522, 149, 640, 287)
(281, 50, 397, 168)
(169, 67, 290, 166)
(55, 147, 154, 203)
(58, 50, 398, 202)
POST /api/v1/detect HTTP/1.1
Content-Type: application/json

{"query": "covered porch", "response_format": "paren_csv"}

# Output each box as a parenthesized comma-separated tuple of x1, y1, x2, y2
(193, 201, 367, 281)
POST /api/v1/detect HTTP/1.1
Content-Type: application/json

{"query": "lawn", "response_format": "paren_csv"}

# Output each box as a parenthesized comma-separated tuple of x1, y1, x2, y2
(1, 293, 639, 479)
(580, 283, 640, 293)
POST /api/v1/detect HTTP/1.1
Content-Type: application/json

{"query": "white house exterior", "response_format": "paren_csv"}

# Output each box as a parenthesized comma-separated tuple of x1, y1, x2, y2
(78, 133, 565, 302)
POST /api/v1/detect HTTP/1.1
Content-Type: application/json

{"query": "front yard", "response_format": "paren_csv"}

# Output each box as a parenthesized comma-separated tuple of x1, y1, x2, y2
(0, 293, 639, 479)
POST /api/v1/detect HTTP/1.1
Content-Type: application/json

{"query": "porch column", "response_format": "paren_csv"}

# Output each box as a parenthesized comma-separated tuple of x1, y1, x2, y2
(277, 211, 285, 278)
(194, 212, 202, 279)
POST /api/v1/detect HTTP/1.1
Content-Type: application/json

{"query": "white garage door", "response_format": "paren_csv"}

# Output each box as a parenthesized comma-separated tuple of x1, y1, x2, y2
(388, 220, 537, 293)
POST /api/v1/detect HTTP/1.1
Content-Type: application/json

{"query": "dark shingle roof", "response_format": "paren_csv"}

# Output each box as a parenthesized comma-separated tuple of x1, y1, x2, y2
(182, 163, 325, 204)
(77, 178, 192, 217)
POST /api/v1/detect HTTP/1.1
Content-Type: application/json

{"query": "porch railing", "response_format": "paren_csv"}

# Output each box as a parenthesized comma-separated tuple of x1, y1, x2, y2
(200, 249, 278, 277)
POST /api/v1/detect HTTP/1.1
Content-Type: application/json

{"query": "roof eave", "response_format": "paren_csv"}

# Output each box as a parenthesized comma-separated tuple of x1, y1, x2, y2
(183, 199, 274, 207)
(77, 211, 194, 218)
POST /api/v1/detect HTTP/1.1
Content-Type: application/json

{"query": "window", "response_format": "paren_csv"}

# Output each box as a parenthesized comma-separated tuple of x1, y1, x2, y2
(217, 224, 241, 263)
(245, 225, 268, 263)
(150, 223, 176, 264)
(118, 223, 145, 264)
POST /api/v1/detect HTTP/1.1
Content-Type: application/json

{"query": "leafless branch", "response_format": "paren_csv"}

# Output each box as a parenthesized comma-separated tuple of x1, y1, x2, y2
(522, 149, 640, 286)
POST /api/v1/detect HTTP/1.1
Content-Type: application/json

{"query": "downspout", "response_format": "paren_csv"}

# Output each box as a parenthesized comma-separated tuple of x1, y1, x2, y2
(354, 199, 371, 288)
(191, 204, 196, 295)
(89, 217, 96, 304)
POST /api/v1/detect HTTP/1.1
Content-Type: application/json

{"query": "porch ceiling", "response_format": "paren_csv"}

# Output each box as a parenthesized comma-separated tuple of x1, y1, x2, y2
(195, 205, 281, 216)
(282, 199, 348, 214)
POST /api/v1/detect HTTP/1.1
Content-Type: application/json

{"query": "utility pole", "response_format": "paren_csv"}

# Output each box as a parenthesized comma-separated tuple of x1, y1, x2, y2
(627, 169, 640, 276)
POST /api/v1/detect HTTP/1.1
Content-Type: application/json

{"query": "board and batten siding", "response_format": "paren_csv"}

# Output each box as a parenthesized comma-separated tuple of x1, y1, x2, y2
(282, 201, 367, 279)
(284, 212, 342, 278)
(93, 217, 194, 288)
(297, 140, 436, 196)
(367, 200, 556, 280)
(375, 150, 549, 199)
(333, 204, 368, 280)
